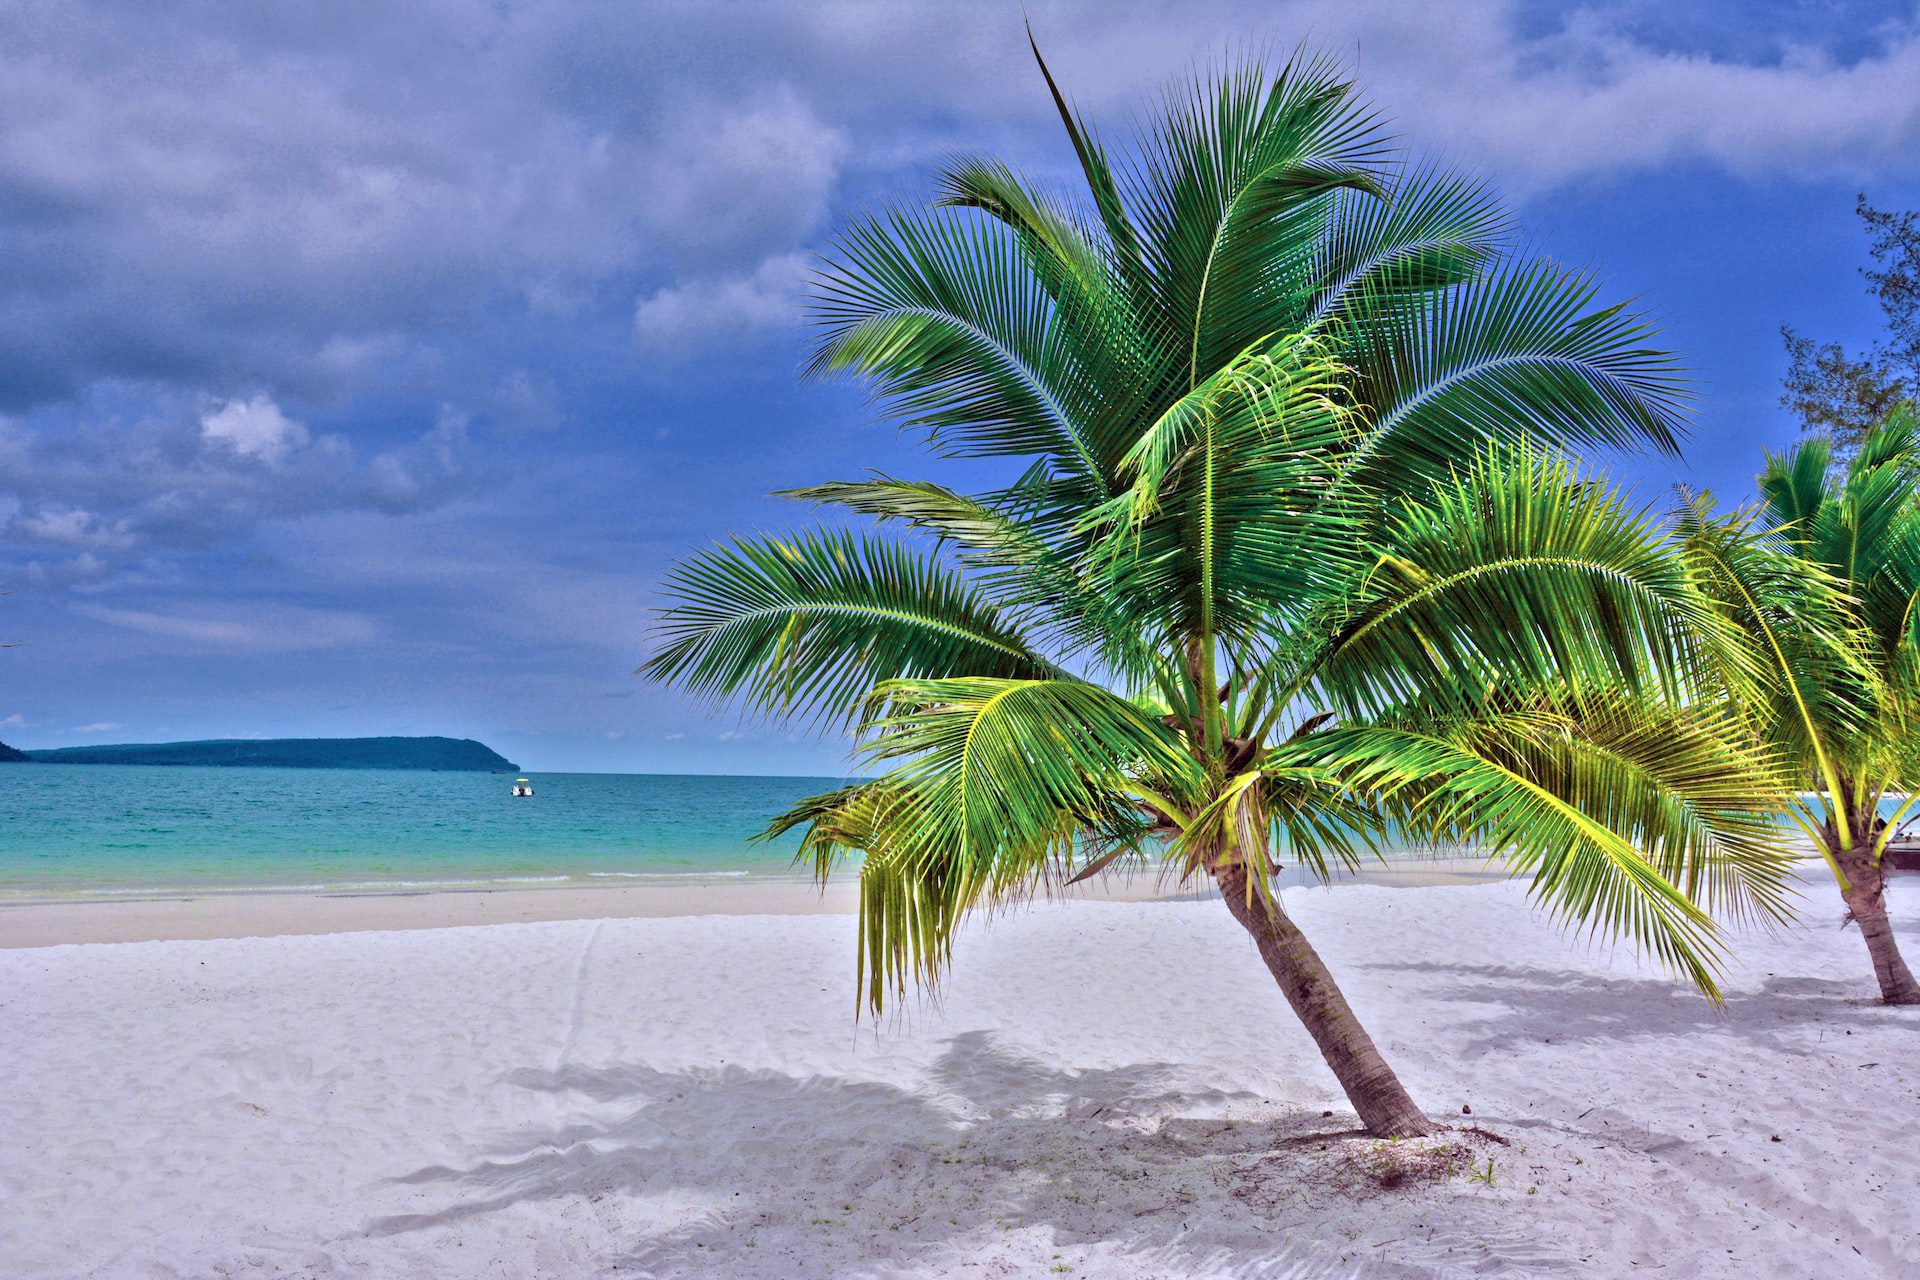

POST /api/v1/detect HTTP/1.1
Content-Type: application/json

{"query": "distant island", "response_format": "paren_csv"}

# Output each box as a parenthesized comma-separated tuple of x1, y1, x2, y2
(3, 736, 518, 771)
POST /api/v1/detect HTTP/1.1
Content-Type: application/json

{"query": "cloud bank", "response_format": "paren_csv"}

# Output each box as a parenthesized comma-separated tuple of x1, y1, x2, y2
(1, 395, 484, 587)
(1, 1, 1914, 419)
(1, 0, 1916, 767)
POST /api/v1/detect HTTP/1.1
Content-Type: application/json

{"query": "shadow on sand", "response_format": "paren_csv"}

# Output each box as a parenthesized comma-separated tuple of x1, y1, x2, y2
(1360, 960, 1900, 1057)
(366, 1032, 1558, 1278)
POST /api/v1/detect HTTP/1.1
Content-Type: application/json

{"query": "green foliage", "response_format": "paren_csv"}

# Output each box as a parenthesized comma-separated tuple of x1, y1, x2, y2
(1311, 445, 1746, 720)
(643, 529, 1062, 727)
(1682, 405, 1920, 862)
(1780, 197, 1919, 460)
(647, 43, 1794, 1013)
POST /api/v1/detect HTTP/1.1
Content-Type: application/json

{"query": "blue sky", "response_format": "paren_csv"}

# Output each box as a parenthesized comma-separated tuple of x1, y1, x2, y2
(3, 0, 1918, 774)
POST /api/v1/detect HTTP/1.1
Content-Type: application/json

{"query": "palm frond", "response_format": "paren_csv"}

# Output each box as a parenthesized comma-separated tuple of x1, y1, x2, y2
(1675, 497, 1884, 789)
(844, 677, 1204, 1009)
(1077, 332, 1366, 647)
(934, 153, 1172, 476)
(1124, 50, 1393, 382)
(1264, 720, 1746, 997)
(781, 474, 1160, 681)
(1304, 164, 1508, 328)
(642, 529, 1060, 726)
(1339, 260, 1690, 491)
(1026, 27, 1153, 303)
(1315, 446, 1744, 717)
(810, 204, 1111, 496)
(1434, 691, 1796, 927)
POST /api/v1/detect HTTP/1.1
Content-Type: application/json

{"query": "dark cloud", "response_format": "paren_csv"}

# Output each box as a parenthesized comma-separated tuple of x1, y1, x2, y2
(0, 2, 859, 412)
(0, 395, 487, 586)
(4, 1, 1914, 409)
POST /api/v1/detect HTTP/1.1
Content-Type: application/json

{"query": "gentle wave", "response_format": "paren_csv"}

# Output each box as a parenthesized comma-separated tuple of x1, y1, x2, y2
(23, 869, 773, 900)
(67, 877, 498, 896)
(586, 870, 751, 879)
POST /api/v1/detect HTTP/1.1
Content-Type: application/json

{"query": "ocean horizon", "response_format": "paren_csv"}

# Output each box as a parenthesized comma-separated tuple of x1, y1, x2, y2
(0, 764, 848, 900)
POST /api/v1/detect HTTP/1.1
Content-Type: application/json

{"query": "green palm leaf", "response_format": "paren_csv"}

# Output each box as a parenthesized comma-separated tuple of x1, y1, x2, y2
(642, 529, 1060, 726)
(1123, 50, 1391, 382)
(1304, 165, 1507, 328)
(1261, 719, 1732, 997)
(810, 204, 1111, 496)
(1339, 261, 1689, 489)
(846, 677, 1203, 1007)
(1315, 445, 1745, 719)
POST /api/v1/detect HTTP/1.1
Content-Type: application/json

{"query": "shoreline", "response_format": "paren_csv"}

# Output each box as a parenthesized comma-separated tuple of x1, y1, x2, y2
(0, 856, 1525, 948)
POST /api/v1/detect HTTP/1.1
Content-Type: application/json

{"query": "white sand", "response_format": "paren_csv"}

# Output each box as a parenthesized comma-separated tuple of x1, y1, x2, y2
(0, 859, 1514, 948)
(3, 877, 1915, 1278)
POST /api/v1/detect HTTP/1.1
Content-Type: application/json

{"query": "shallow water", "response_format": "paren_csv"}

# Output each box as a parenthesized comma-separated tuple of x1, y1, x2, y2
(0, 764, 844, 898)
(4, 763, 1890, 903)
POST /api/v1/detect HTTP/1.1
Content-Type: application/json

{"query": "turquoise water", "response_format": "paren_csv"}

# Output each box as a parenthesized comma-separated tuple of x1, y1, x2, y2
(0, 765, 846, 900)
(3, 765, 1901, 904)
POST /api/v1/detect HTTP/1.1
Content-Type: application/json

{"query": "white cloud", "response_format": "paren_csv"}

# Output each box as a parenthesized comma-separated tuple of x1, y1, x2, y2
(718, 729, 744, 742)
(1322, 2, 1920, 191)
(640, 88, 847, 269)
(11, 505, 134, 550)
(72, 602, 380, 653)
(489, 370, 566, 434)
(1, 0, 1915, 422)
(70, 722, 120, 734)
(1, 712, 23, 728)
(633, 253, 811, 357)
(2, 399, 486, 589)
(200, 395, 310, 464)
(363, 406, 473, 512)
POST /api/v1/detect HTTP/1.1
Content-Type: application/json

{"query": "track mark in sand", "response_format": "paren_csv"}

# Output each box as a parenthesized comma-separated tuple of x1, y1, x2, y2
(555, 919, 607, 1071)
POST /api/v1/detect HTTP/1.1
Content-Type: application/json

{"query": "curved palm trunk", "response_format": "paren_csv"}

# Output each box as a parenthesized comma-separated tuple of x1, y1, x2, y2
(1830, 823, 1920, 1005)
(1212, 859, 1438, 1137)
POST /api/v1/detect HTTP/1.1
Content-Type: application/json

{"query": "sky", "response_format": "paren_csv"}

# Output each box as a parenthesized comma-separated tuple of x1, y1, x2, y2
(2, 0, 1918, 775)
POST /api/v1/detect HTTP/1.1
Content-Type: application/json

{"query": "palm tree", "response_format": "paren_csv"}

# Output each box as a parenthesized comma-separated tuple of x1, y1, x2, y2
(643, 44, 1790, 1137)
(1681, 407, 1920, 1004)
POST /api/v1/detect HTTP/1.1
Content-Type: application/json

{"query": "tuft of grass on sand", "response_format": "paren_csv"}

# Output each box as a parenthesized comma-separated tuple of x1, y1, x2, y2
(1291, 1124, 1516, 1197)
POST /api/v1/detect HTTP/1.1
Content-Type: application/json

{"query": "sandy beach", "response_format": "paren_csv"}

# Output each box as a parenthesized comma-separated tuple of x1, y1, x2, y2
(0, 858, 1520, 948)
(4, 873, 1915, 1278)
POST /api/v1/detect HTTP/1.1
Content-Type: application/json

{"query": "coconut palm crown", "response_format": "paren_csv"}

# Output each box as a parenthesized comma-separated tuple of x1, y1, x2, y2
(1682, 406, 1920, 1003)
(643, 44, 1792, 1137)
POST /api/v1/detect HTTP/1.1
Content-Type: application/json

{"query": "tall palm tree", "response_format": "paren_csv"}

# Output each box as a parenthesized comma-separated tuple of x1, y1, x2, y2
(1682, 407, 1920, 1004)
(644, 44, 1791, 1137)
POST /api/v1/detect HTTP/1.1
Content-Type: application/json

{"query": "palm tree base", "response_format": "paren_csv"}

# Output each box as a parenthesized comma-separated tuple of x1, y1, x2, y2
(1835, 850, 1920, 1004)
(1212, 862, 1438, 1139)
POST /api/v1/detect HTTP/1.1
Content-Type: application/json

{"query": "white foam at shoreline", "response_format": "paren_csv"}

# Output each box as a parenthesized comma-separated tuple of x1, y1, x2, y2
(2, 869, 775, 901)
(586, 869, 752, 879)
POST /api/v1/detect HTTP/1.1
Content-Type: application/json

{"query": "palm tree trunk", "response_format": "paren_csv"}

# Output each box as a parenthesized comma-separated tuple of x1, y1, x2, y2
(1833, 832, 1920, 1005)
(1212, 859, 1438, 1137)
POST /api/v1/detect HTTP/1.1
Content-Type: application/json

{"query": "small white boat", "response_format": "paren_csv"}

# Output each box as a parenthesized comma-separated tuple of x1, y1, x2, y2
(510, 778, 534, 797)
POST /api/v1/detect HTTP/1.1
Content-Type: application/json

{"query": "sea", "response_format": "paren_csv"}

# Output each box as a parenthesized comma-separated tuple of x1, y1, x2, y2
(0, 764, 846, 901)
(2, 764, 1892, 904)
